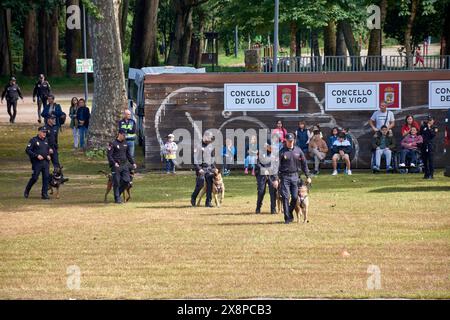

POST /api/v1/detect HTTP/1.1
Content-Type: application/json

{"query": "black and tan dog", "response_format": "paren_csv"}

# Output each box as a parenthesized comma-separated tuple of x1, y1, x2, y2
(272, 177, 283, 214)
(197, 168, 225, 207)
(294, 181, 311, 223)
(99, 169, 135, 203)
(48, 166, 66, 199)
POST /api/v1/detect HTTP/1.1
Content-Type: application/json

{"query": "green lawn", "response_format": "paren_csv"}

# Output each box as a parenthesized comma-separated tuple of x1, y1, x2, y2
(0, 123, 449, 299)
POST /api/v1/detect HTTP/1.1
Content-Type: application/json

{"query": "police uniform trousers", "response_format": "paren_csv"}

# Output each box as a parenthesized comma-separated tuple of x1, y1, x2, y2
(50, 147, 60, 169)
(256, 174, 276, 213)
(112, 164, 131, 200)
(6, 99, 18, 122)
(37, 96, 48, 119)
(25, 159, 50, 196)
(191, 170, 213, 205)
(280, 172, 299, 222)
(421, 145, 434, 178)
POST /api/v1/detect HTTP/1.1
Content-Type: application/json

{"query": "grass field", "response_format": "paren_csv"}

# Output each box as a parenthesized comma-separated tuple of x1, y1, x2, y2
(0, 123, 449, 299)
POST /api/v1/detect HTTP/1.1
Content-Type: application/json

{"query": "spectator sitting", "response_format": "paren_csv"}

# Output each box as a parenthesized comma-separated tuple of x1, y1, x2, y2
(222, 138, 236, 176)
(401, 115, 421, 137)
(308, 129, 328, 175)
(295, 121, 311, 154)
(244, 135, 258, 176)
(399, 126, 423, 168)
(372, 125, 396, 173)
(327, 127, 339, 153)
(331, 132, 352, 176)
(369, 102, 395, 133)
(163, 134, 178, 174)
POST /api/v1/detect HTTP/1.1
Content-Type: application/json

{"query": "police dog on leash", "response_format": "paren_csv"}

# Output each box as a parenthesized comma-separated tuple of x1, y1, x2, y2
(49, 166, 66, 199)
(272, 178, 283, 214)
(99, 169, 134, 203)
(294, 181, 310, 223)
(197, 168, 225, 207)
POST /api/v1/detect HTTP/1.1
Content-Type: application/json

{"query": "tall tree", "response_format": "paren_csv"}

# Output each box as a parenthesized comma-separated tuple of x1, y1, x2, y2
(167, 0, 207, 66)
(22, 7, 39, 76)
(323, 20, 336, 56)
(65, 0, 82, 76)
(366, 0, 387, 70)
(129, 0, 159, 68)
(37, 6, 48, 74)
(0, 6, 12, 76)
(46, 4, 63, 76)
(119, 0, 129, 51)
(403, 0, 419, 67)
(87, 0, 128, 149)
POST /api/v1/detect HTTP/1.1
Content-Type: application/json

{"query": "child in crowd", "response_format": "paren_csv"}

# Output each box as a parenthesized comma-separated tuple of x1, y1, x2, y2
(163, 134, 178, 174)
(331, 132, 352, 176)
(308, 128, 328, 175)
(400, 126, 423, 168)
(222, 138, 236, 176)
(244, 135, 258, 175)
(295, 121, 311, 154)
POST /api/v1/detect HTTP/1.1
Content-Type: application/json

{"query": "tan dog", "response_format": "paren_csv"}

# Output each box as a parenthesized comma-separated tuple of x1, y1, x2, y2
(294, 185, 310, 223)
(99, 170, 134, 203)
(197, 168, 225, 207)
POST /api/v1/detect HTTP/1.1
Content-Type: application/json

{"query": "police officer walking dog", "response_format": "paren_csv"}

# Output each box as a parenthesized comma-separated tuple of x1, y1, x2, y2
(33, 74, 51, 124)
(24, 127, 51, 199)
(107, 129, 137, 204)
(1, 77, 23, 123)
(191, 132, 216, 208)
(255, 142, 279, 214)
(279, 133, 311, 224)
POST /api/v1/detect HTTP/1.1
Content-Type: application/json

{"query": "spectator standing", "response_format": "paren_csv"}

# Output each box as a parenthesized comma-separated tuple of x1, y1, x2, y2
(68, 97, 79, 148)
(76, 98, 90, 148)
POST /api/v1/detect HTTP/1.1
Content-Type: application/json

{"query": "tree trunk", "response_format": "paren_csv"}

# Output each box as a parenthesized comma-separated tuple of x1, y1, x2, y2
(0, 8, 12, 76)
(323, 20, 336, 56)
(193, 8, 205, 68)
(22, 9, 39, 76)
(404, 0, 418, 68)
(168, 0, 196, 66)
(336, 23, 347, 56)
(339, 20, 360, 70)
(130, 0, 159, 68)
(120, 0, 129, 51)
(65, 0, 82, 77)
(443, 2, 450, 56)
(289, 21, 297, 71)
(46, 5, 63, 76)
(87, 0, 128, 149)
(295, 28, 301, 57)
(37, 7, 48, 75)
(366, 0, 387, 70)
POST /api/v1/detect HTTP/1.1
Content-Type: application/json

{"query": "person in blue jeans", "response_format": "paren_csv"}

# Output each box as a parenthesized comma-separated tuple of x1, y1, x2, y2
(244, 135, 258, 175)
(295, 121, 311, 154)
(222, 138, 236, 176)
(76, 98, 90, 148)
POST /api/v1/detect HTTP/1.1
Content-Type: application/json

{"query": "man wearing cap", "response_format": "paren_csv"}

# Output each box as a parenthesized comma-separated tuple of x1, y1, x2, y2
(107, 129, 137, 204)
(278, 133, 311, 224)
(33, 74, 51, 123)
(191, 131, 216, 208)
(118, 109, 137, 157)
(1, 77, 24, 123)
(24, 126, 51, 199)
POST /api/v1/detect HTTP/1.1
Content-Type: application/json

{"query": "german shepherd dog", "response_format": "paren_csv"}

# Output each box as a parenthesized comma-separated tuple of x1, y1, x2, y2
(49, 166, 66, 199)
(197, 168, 225, 207)
(99, 169, 135, 203)
(294, 180, 311, 223)
(272, 177, 283, 214)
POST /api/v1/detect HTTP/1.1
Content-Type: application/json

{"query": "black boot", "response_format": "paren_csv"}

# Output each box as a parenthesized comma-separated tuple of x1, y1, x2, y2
(41, 194, 50, 200)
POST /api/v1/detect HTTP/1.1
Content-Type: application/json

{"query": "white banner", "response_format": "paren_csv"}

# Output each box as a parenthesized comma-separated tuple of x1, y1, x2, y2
(325, 82, 378, 111)
(429, 80, 450, 109)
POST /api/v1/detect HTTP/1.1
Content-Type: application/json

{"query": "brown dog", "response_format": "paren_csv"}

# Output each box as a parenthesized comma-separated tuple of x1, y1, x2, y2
(99, 170, 134, 203)
(197, 168, 225, 207)
(294, 185, 310, 223)
(272, 177, 283, 214)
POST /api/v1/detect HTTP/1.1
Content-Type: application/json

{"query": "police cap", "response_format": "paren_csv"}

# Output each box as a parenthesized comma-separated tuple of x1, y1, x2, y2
(285, 133, 295, 141)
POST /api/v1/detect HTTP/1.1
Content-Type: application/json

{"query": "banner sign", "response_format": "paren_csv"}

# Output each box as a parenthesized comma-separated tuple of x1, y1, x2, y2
(429, 80, 450, 109)
(325, 82, 401, 111)
(224, 83, 298, 111)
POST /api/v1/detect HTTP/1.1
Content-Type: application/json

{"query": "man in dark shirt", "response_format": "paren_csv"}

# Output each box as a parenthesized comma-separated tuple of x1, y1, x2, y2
(255, 142, 279, 214)
(24, 126, 51, 199)
(118, 109, 137, 157)
(107, 129, 137, 203)
(33, 74, 51, 123)
(1, 77, 23, 123)
(46, 115, 60, 169)
(420, 116, 438, 179)
(278, 133, 311, 224)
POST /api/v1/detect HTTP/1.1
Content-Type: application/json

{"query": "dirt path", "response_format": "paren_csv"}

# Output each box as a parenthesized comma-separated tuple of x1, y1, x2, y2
(0, 93, 92, 124)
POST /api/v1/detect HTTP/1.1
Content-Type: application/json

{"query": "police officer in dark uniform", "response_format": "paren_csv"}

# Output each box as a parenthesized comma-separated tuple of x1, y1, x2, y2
(255, 142, 278, 214)
(46, 114, 60, 169)
(191, 132, 216, 208)
(118, 109, 137, 157)
(1, 77, 23, 123)
(279, 133, 311, 223)
(107, 129, 137, 203)
(33, 74, 51, 123)
(24, 126, 51, 199)
(420, 116, 438, 179)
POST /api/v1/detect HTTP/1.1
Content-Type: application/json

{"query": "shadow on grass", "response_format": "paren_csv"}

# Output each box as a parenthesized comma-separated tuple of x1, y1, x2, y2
(369, 186, 450, 193)
(214, 221, 285, 226)
(136, 205, 193, 209)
